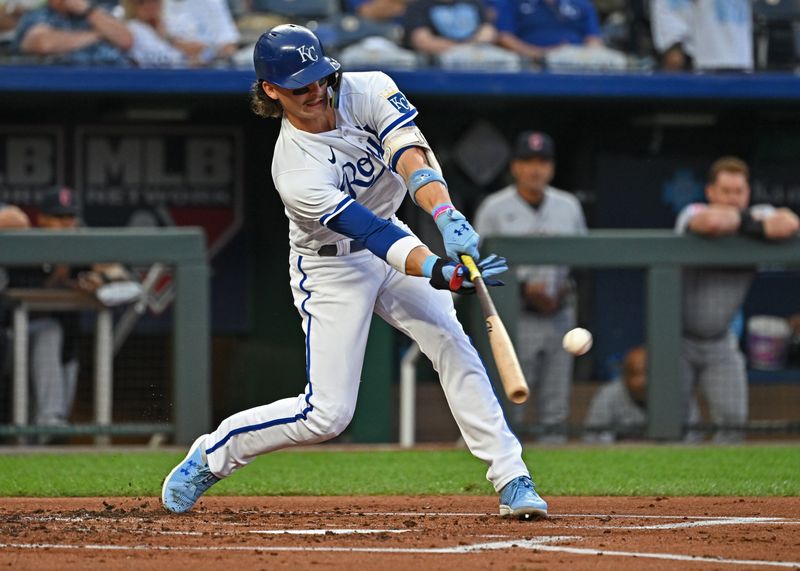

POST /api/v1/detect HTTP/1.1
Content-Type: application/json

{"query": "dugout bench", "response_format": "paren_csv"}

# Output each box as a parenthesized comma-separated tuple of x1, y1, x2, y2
(0, 228, 209, 445)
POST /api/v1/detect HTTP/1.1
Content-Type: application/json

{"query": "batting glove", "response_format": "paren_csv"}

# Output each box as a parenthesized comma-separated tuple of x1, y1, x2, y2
(423, 254, 507, 294)
(432, 203, 480, 262)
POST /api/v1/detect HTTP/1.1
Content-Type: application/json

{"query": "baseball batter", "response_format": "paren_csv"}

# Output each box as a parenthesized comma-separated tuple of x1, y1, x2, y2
(675, 156, 799, 443)
(162, 24, 547, 519)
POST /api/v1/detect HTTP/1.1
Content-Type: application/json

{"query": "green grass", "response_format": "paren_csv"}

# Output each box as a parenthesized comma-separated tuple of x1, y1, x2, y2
(1, 445, 798, 497)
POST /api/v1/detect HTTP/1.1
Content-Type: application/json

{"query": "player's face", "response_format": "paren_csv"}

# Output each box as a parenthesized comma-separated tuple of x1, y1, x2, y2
(38, 213, 78, 229)
(706, 170, 750, 210)
(261, 77, 333, 132)
(511, 157, 554, 197)
(623, 348, 647, 403)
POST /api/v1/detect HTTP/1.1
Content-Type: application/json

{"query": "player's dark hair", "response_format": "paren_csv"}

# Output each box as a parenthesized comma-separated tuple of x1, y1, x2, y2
(708, 156, 749, 185)
(250, 81, 283, 119)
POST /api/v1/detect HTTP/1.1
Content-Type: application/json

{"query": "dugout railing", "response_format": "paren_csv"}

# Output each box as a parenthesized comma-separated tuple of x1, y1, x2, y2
(0, 228, 209, 445)
(473, 230, 800, 441)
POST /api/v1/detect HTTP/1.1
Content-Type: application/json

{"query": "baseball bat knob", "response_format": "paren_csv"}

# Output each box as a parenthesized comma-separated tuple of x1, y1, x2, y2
(509, 387, 529, 404)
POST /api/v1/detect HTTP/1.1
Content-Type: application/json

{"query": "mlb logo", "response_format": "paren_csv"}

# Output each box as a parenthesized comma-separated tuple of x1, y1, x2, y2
(388, 92, 411, 112)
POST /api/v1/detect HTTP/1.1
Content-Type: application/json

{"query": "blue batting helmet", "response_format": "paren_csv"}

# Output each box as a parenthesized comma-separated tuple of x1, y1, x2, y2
(253, 24, 341, 89)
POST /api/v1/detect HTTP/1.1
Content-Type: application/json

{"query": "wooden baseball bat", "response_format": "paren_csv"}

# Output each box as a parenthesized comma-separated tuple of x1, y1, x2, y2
(460, 255, 529, 404)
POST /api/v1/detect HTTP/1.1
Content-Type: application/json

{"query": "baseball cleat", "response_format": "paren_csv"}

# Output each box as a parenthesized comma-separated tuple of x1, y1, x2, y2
(499, 475, 548, 519)
(161, 434, 220, 513)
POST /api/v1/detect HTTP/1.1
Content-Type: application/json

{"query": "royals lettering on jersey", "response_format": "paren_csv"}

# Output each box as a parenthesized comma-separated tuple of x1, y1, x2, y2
(272, 71, 421, 256)
(339, 149, 386, 198)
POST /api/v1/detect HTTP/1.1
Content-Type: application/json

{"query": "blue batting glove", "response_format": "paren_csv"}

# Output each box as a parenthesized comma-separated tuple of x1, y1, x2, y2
(474, 253, 508, 279)
(432, 204, 480, 262)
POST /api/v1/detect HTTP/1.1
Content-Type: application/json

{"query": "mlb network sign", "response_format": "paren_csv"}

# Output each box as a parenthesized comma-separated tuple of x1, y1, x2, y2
(0, 127, 64, 201)
(75, 126, 243, 256)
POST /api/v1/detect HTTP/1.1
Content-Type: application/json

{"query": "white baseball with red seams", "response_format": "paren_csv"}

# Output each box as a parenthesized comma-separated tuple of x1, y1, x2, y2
(562, 328, 593, 355)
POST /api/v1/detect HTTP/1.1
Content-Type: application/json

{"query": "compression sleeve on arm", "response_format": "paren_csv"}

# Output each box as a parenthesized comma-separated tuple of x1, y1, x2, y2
(325, 199, 423, 273)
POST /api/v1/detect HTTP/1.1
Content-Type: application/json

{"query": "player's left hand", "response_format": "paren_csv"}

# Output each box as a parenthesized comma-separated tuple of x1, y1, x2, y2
(434, 208, 480, 261)
(427, 254, 507, 294)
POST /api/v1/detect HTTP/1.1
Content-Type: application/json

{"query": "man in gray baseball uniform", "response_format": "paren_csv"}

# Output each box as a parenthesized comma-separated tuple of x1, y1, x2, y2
(583, 346, 701, 444)
(675, 156, 799, 443)
(474, 131, 587, 444)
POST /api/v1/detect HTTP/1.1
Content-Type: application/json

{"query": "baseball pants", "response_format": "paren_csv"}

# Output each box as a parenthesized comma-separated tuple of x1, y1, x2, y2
(514, 308, 575, 441)
(681, 332, 748, 443)
(206, 248, 529, 492)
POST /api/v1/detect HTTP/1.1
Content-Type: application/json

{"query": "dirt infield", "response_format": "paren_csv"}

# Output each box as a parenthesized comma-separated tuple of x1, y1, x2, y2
(1, 496, 798, 570)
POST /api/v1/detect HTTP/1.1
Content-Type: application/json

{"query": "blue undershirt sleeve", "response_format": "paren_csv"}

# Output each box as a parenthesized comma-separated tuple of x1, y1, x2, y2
(325, 201, 410, 261)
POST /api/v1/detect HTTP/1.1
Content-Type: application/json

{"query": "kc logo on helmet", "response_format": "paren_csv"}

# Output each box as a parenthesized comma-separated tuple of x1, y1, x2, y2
(296, 45, 318, 63)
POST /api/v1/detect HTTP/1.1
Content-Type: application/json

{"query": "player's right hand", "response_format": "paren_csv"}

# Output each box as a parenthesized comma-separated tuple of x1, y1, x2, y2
(425, 254, 507, 294)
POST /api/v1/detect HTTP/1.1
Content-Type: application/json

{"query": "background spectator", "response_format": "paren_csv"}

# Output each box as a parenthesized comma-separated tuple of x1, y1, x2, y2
(348, 0, 409, 22)
(0, 202, 31, 431)
(492, 0, 603, 63)
(1, 1, 44, 41)
(5, 188, 84, 441)
(583, 346, 647, 444)
(403, 0, 497, 56)
(403, 0, 522, 70)
(14, 0, 132, 65)
(162, 0, 239, 65)
(583, 346, 702, 443)
(3, 188, 133, 442)
(122, 0, 186, 67)
(675, 156, 799, 443)
(648, 0, 691, 70)
(474, 131, 587, 444)
(650, 0, 753, 72)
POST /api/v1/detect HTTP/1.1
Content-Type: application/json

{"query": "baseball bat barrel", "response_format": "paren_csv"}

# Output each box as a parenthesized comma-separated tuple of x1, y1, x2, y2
(460, 255, 529, 404)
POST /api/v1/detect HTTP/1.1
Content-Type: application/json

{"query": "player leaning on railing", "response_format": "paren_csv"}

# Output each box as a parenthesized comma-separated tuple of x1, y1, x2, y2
(161, 24, 547, 519)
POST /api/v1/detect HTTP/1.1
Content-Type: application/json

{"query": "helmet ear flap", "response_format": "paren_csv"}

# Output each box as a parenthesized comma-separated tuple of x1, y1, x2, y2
(327, 64, 343, 109)
(327, 61, 341, 90)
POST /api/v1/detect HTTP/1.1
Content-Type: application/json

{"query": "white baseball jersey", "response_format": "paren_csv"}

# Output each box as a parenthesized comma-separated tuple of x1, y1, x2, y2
(204, 71, 531, 492)
(474, 184, 586, 293)
(272, 72, 416, 256)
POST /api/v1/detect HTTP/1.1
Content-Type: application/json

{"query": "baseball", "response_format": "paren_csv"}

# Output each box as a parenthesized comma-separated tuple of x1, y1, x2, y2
(563, 327, 593, 355)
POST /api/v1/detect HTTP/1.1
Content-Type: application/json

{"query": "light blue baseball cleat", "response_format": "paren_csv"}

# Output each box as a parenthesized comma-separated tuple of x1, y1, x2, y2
(499, 475, 548, 519)
(161, 434, 221, 513)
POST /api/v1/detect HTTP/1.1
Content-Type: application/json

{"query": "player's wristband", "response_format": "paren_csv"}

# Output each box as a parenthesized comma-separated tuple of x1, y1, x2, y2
(431, 203, 454, 222)
(426, 256, 466, 292)
(407, 168, 446, 205)
(421, 254, 439, 278)
(739, 209, 766, 238)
